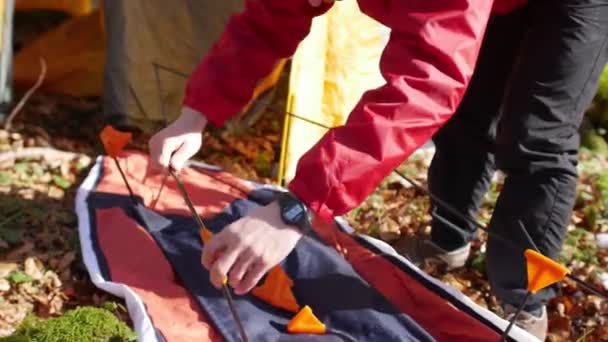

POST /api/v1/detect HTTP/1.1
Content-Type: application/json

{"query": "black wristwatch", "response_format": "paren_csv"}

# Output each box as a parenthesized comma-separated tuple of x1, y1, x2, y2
(274, 191, 311, 232)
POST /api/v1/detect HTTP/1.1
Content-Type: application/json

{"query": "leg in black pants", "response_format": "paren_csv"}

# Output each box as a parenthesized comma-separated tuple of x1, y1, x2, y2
(429, 0, 608, 325)
(429, 9, 529, 252)
(488, 0, 608, 313)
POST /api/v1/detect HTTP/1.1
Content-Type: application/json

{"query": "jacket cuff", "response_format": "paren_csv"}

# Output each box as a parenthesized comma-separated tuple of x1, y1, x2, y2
(182, 91, 227, 128)
(288, 179, 334, 222)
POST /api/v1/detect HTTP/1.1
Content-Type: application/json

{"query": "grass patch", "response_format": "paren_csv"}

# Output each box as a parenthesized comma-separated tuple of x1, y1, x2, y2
(0, 307, 136, 342)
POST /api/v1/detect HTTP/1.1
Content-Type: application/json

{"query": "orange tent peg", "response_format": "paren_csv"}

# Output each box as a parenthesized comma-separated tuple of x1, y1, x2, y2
(287, 305, 326, 335)
(524, 249, 570, 294)
(99, 125, 132, 158)
(199, 228, 213, 244)
(251, 266, 300, 313)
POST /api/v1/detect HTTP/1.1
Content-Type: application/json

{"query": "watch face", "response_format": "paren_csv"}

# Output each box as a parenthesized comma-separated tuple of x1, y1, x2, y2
(283, 203, 305, 223)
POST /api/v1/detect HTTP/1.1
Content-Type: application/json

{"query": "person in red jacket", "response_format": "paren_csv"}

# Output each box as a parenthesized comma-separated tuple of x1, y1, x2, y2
(148, 0, 608, 339)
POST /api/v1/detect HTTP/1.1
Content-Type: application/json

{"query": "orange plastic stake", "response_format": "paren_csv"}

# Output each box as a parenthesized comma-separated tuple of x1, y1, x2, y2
(99, 125, 132, 157)
(524, 249, 569, 294)
(252, 266, 300, 313)
(199, 227, 213, 244)
(287, 305, 326, 335)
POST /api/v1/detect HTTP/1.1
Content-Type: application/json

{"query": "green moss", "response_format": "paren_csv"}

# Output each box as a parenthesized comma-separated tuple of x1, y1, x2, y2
(599, 172, 608, 209)
(0, 307, 136, 342)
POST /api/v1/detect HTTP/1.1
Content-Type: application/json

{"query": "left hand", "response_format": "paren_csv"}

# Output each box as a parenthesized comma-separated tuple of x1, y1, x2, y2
(201, 201, 304, 295)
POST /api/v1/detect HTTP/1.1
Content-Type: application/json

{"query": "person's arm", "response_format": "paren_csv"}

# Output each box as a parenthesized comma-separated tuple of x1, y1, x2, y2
(183, 0, 334, 127)
(288, 0, 495, 221)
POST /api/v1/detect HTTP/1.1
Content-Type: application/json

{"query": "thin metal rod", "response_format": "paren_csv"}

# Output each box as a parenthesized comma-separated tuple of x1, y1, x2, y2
(567, 274, 608, 298)
(517, 220, 540, 252)
(169, 169, 248, 342)
(150, 172, 169, 210)
(113, 157, 136, 202)
(223, 286, 249, 342)
(169, 169, 208, 231)
(500, 291, 530, 342)
(266, 106, 333, 129)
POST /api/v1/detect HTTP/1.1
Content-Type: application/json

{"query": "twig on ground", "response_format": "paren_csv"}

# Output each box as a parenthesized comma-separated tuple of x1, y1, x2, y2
(4, 57, 47, 130)
(0, 147, 90, 166)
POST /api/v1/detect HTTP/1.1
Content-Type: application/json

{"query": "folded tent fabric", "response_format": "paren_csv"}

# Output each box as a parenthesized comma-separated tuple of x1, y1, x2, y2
(76, 151, 537, 342)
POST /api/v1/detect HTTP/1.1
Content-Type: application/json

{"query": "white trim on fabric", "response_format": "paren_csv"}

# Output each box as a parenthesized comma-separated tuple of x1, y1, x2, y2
(75, 156, 160, 342)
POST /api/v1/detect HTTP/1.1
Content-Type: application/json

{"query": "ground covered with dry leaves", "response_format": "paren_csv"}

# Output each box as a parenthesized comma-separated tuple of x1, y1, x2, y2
(0, 89, 606, 341)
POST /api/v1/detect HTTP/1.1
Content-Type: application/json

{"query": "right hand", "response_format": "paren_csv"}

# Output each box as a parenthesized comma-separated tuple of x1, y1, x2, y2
(148, 106, 208, 172)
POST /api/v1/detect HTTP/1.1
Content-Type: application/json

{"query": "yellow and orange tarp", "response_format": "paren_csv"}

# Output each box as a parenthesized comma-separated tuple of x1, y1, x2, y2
(12, 0, 285, 132)
(12, 0, 389, 150)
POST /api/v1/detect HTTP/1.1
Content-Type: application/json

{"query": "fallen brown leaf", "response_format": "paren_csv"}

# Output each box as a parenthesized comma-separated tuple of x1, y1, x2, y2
(47, 186, 64, 199)
(42, 271, 61, 290)
(548, 315, 572, 340)
(441, 273, 468, 292)
(48, 293, 64, 315)
(57, 251, 76, 272)
(0, 263, 18, 279)
(378, 217, 401, 243)
(24, 257, 44, 280)
(0, 280, 10, 292)
(5, 241, 35, 261)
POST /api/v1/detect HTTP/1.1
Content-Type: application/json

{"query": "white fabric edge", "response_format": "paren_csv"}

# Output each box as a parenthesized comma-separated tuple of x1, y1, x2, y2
(75, 156, 159, 342)
(333, 217, 539, 342)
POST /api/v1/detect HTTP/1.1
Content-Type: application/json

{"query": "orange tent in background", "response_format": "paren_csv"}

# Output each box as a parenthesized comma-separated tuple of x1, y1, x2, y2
(12, 5, 104, 97)
(12, 0, 285, 133)
(15, 0, 93, 16)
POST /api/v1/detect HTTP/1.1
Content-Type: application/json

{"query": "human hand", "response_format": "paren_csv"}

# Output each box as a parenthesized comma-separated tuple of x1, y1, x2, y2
(148, 106, 208, 172)
(308, 0, 335, 7)
(201, 201, 303, 295)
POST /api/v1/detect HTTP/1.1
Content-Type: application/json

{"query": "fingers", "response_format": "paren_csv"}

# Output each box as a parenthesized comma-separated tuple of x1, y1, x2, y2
(170, 136, 201, 171)
(228, 250, 255, 288)
(148, 132, 176, 172)
(204, 234, 244, 289)
(201, 234, 226, 270)
(235, 259, 270, 295)
(148, 108, 206, 173)
(149, 134, 201, 173)
(158, 140, 178, 171)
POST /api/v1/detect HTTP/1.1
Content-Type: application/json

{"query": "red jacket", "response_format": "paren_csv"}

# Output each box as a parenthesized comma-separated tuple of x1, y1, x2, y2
(183, 0, 527, 221)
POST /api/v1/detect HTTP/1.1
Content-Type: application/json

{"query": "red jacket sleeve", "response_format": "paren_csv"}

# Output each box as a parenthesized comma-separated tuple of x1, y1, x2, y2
(183, 0, 333, 127)
(287, 0, 495, 221)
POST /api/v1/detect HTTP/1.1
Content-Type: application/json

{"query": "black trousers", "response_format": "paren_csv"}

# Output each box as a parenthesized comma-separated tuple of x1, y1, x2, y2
(428, 0, 608, 311)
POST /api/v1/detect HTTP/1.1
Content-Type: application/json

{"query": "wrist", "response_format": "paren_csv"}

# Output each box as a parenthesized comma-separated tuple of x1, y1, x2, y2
(180, 106, 208, 131)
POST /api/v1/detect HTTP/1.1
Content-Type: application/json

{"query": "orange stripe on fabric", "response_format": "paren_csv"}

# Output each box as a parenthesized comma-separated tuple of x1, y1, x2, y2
(96, 151, 253, 218)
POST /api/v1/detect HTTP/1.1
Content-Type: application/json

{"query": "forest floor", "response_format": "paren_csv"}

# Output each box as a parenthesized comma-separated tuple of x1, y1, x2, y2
(0, 89, 605, 341)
